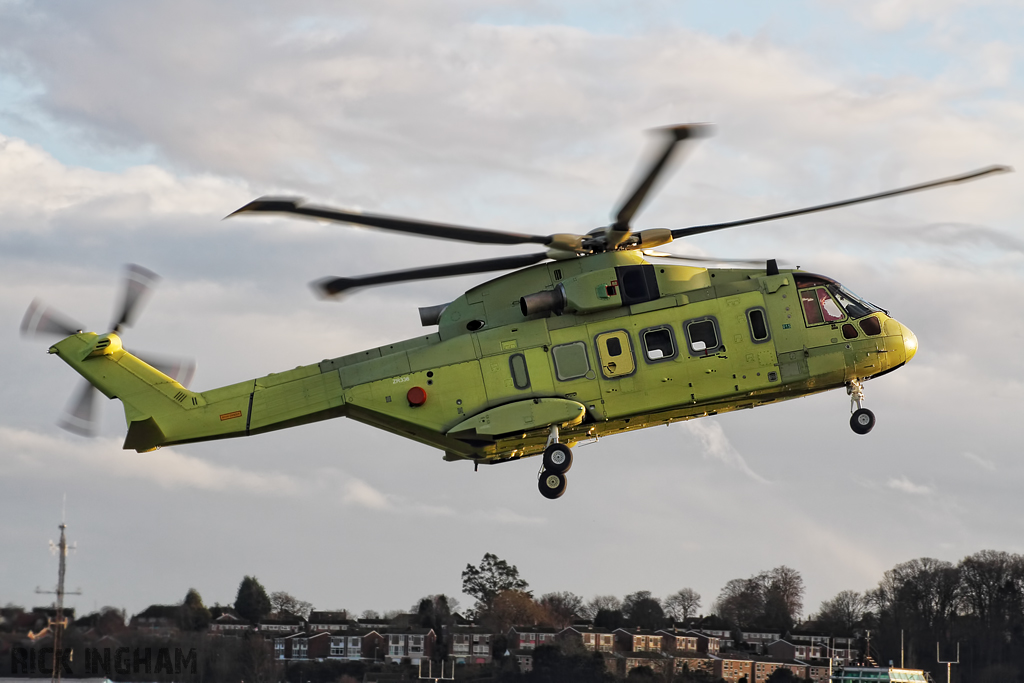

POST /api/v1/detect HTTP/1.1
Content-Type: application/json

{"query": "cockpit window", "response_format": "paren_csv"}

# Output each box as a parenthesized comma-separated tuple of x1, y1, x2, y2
(818, 289, 844, 322)
(801, 287, 844, 326)
(831, 285, 881, 320)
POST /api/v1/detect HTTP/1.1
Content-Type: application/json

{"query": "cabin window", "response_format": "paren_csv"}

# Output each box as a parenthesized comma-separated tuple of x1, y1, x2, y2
(552, 342, 591, 381)
(509, 353, 530, 389)
(641, 326, 676, 361)
(746, 307, 770, 342)
(684, 316, 721, 355)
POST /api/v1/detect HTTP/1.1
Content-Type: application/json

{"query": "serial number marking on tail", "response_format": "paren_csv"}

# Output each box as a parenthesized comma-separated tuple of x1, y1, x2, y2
(392, 376, 410, 384)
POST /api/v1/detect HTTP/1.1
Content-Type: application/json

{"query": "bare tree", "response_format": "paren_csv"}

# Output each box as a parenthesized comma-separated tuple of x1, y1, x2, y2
(664, 588, 702, 621)
(714, 567, 804, 630)
(814, 590, 866, 635)
(581, 595, 622, 620)
(539, 592, 584, 628)
(269, 591, 313, 619)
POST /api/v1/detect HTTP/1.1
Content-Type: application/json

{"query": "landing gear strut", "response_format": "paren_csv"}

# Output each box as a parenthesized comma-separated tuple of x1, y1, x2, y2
(847, 379, 875, 435)
(538, 425, 572, 499)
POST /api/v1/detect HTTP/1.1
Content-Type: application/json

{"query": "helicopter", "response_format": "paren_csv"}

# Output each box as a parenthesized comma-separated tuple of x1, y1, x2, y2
(22, 124, 1011, 499)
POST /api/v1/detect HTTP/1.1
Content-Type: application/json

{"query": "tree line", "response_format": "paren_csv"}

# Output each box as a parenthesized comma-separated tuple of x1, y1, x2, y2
(7, 550, 1024, 682)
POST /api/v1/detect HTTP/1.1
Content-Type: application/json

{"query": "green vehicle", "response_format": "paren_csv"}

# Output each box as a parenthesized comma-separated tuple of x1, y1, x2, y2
(23, 126, 1007, 499)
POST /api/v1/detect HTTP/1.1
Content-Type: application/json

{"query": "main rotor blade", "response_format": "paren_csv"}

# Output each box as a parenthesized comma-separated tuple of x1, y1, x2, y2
(671, 164, 1013, 239)
(20, 300, 83, 338)
(110, 264, 160, 333)
(230, 198, 553, 247)
(58, 380, 100, 437)
(315, 252, 550, 297)
(610, 124, 716, 244)
(641, 250, 773, 267)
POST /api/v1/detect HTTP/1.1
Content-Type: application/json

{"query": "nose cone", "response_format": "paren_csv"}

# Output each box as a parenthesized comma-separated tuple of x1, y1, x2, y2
(900, 322, 918, 363)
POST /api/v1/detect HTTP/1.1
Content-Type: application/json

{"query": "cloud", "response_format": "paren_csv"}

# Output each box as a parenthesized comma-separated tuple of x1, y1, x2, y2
(0, 426, 302, 495)
(962, 451, 996, 471)
(886, 475, 933, 495)
(478, 508, 546, 525)
(682, 420, 769, 483)
(340, 477, 392, 510)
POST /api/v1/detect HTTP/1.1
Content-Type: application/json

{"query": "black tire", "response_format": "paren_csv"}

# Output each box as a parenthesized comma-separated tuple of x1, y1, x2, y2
(542, 443, 573, 473)
(538, 470, 567, 499)
(850, 408, 876, 435)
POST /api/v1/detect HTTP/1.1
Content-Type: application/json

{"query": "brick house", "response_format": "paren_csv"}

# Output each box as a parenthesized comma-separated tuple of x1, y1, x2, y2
(613, 628, 664, 653)
(383, 627, 434, 664)
(558, 626, 616, 653)
(672, 651, 718, 678)
(507, 626, 560, 650)
(751, 655, 809, 683)
(275, 632, 308, 660)
(208, 612, 251, 637)
(622, 650, 672, 677)
(510, 648, 534, 673)
(658, 628, 721, 655)
(446, 625, 495, 664)
(259, 612, 302, 636)
(717, 652, 755, 683)
(130, 605, 180, 637)
(741, 630, 782, 653)
(330, 629, 384, 660)
(308, 610, 350, 632)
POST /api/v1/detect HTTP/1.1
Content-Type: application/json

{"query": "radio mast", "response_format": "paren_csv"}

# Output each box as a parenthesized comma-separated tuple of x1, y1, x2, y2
(34, 498, 81, 683)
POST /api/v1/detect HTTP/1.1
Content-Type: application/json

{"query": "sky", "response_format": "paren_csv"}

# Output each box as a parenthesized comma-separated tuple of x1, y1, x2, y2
(1, 0, 1022, 622)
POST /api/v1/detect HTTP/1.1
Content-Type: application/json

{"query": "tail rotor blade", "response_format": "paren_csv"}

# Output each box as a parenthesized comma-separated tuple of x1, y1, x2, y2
(20, 300, 84, 338)
(58, 381, 100, 437)
(131, 350, 197, 388)
(111, 264, 160, 333)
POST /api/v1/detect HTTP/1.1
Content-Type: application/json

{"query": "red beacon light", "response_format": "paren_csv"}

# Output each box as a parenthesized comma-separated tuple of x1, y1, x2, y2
(407, 386, 427, 407)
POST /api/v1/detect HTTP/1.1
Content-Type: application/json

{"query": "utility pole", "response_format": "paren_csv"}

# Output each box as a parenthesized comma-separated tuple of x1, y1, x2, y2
(937, 642, 959, 683)
(34, 501, 81, 683)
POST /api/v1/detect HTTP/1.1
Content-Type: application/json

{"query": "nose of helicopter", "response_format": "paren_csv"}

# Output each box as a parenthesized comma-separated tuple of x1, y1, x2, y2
(900, 322, 918, 363)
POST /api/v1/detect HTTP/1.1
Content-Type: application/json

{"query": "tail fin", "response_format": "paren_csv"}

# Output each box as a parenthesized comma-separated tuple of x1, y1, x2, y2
(49, 332, 251, 451)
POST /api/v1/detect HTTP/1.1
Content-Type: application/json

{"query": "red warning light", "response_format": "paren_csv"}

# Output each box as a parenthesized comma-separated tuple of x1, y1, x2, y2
(407, 386, 427, 407)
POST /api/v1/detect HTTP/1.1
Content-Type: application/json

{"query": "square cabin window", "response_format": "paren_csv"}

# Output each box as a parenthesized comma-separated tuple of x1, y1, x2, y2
(642, 326, 676, 361)
(684, 317, 721, 355)
(552, 341, 591, 381)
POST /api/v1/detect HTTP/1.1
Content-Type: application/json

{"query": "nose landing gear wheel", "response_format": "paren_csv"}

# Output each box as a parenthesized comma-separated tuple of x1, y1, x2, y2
(538, 470, 567, 499)
(850, 408, 875, 435)
(542, 443, 573, 473)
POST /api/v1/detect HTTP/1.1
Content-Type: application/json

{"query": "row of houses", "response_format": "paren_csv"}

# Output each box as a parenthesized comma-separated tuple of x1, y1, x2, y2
(248, 615, 860, 683)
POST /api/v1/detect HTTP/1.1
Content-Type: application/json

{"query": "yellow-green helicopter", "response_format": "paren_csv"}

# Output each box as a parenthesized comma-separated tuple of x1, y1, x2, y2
(22, 125, 1010, 499)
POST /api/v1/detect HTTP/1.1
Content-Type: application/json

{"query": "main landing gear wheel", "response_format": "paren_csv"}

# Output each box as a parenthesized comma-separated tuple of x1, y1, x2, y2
(538, 470, 567, 499)
(542, 443, 573, 473)
(850, 408, 875, 435)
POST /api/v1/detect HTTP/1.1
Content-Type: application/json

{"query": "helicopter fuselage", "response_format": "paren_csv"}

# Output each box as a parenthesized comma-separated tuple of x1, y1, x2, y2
(48, 250, 917, 475)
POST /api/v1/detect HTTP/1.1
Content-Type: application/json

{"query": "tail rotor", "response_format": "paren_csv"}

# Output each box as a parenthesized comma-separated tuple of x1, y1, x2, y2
(21, 264, 195, 437)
